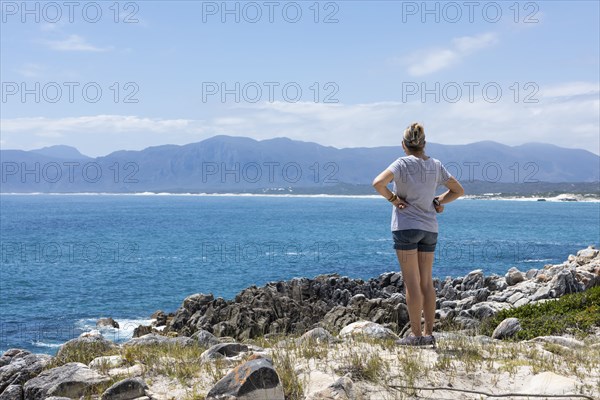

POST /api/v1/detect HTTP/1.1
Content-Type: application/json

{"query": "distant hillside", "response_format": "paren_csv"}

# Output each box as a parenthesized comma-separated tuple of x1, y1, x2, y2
(1, 136, 599, 193)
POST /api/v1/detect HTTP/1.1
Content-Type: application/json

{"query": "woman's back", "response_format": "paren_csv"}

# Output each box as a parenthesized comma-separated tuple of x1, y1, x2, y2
(387, 155, 450, 233)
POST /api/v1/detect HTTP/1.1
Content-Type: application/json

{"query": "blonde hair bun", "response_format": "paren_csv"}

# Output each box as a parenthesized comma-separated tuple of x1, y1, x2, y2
(403, 122, 425, 149)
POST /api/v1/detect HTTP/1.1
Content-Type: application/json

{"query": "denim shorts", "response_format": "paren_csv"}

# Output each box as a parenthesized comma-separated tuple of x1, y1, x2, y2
(392, 229, 438, 252)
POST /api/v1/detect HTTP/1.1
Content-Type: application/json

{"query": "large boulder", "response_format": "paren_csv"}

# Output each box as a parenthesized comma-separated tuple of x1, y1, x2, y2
(505, 267, 525, 286)
(0, 384, 23, 400)
(576, 246, 599, 264)
(0, 352, 52, 394)
(206, 357, 284, 400)
(101, 377, 148, 400)
(55, 332, 117, 364)
(492, 318, 522, 340)
(23, 362, 110, 400)
(338, 321, 398, 340)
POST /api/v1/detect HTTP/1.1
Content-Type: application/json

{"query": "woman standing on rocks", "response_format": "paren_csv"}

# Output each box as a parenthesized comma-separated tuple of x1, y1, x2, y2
(372, 122, 464, 346)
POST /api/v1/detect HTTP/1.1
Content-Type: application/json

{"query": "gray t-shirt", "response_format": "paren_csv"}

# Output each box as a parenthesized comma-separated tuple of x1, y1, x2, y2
(387, 156, 451, 233)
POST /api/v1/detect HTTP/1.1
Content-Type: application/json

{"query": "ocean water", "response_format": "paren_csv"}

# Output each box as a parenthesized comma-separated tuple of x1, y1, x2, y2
(1, 194, 599, 354)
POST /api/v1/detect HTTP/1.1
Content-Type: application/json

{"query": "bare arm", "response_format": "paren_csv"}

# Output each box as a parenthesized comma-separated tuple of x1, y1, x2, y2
(372, 170, 408, 209)
(372, 170, 394, 199)
(437, 177, 465, 205)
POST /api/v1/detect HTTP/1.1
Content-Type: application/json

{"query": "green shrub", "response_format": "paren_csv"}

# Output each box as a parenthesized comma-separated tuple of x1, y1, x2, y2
(481, 286, 600, 340)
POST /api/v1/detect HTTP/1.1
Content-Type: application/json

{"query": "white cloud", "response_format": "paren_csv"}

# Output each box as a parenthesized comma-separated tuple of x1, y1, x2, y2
(1, 81, 598, 156)
(540, 82, 599, 98)
(16, 63, 46, 78)
(404, 32, 498, 76)
(43, 35, 112, 52)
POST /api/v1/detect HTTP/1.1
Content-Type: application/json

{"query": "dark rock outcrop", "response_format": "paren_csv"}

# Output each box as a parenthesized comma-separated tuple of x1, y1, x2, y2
(164, 247, 599, 338)
(166, 273, 407, 339)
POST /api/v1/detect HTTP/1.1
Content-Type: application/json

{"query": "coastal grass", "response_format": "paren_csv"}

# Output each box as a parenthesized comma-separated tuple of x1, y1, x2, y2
(121, 343, 206, 385)
(481, 286, 600, 340)
(71, 331, 599, 399)
(48, 342, 120, 368)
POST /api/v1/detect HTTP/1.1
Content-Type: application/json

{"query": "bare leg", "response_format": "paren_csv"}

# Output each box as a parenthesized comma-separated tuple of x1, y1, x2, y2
(418, 251, 436, 336)
(396, 249, 422, 337)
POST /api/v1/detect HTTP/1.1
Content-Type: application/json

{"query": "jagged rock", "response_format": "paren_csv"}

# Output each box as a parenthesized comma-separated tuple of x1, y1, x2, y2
(576, 246, 599, 263)
(191, 330, 220, 348)
(505, 267, 525, 286)
(454, 315, 479, 329)
(461, 288, 490, 302)
(526, 269, 539, 279)
(507, 292, 525, 304)
(529, 285, 551, 301)
(0, 352, 52, 394)
(0, 384, 23, 400)
(56, 332, 116, 364)
(101, 377, 148, 400)
(549, 270, 583, 297)
(461, 269, 484, 291)
(23, 362, 110, 400)
(201, 343, 249, 361)
(169, 293, 215, 333)
(151, 310, 168, 327)
(166, 274, 411, 341)
(132, 325, 153, 338)
(322, 306, 360, 334)
(485, 275, 508, 292)
(439, 283, 459, 301)
(305, 376, 354, 400)
(1, 351, 23, 359)
(206, 357, 284, 400)
(492, 318, 522, 339)
(455, 296, 477, 311)
(296, 328, 340, 345)
(440, 300, 457, 308)
(158, 248, 600, 343)
(339, 321, 398, 340)
(97, 318, 120, 329)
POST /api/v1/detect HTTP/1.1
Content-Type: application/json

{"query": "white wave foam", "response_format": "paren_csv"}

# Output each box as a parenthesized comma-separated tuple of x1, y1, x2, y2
(31, 340, 62, 348)
(76, 317, 154, 343)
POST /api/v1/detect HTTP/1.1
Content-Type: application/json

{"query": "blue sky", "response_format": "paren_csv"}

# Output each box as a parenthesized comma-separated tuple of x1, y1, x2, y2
(1, 0, 599, 156)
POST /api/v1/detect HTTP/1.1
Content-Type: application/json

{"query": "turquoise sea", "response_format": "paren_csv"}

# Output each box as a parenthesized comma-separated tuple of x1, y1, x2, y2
(1, 194, 598, 354)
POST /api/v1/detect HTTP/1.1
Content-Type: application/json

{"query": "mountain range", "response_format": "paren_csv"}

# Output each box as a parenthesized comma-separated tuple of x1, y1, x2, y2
(1, 136, 599, 194)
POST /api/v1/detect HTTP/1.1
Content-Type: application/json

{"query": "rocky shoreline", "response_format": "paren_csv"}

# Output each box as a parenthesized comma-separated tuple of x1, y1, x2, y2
(141, 246, 600, 341)
(1, 247, 599, 400)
